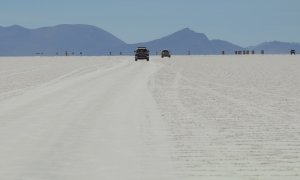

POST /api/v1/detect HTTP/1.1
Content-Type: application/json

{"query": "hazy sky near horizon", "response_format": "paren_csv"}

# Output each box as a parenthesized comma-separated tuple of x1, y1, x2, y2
(0, 0, 299, 46)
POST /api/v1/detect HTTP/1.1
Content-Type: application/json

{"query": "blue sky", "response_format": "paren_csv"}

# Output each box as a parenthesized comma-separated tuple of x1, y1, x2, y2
(0, 0, 299, 46)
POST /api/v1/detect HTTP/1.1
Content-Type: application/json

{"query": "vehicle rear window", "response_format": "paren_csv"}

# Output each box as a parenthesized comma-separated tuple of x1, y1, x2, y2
(137, 49, 147, 52)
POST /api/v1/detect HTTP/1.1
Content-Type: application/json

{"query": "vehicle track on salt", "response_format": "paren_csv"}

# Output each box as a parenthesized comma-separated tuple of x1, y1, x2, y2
(0, 56, 300, 180)
(0, 57, 176, 180)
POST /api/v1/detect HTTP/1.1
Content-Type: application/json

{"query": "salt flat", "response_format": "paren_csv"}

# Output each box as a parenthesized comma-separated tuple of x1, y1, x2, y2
(0, 55, 299, 180)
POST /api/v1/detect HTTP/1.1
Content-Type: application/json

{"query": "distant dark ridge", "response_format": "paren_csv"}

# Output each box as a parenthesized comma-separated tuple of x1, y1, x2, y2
(247, 41, 300, 54)
(0, 25, 299, 56)
(0, 24, 126, 56)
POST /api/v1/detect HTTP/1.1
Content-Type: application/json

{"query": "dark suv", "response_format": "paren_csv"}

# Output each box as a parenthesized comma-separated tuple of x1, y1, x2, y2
(135, 47, 149, 61)
(161, 49, 171, 58)
(291, 49, 296, 55)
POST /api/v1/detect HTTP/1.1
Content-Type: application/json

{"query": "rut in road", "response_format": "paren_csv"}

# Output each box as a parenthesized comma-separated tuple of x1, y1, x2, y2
(0, 58, 176, 180)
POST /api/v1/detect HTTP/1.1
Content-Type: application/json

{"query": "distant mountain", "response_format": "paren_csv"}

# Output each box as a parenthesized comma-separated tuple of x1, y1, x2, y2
(0, 24, 126, 56)
(0, 24, 299, 56)
(135, 28, 214, 54)
(249, 41, 300, 54)
(116, 28, 243, 55)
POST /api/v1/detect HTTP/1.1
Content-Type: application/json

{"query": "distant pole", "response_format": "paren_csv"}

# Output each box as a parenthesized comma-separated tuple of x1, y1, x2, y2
(222, 51, 225, 55)
(261, 50, 264, 55)
(65, 51, 68, 56)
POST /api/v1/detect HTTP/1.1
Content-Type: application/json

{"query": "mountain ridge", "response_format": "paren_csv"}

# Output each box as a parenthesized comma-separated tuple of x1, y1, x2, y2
(0, 24, 299, 56)
(0, 24, 126, 56)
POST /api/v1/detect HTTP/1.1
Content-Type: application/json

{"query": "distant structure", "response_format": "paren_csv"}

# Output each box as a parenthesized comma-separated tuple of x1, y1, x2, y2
(109, 52, 112, 56)
(36, 52, 44, 56)
(261, 50, 265, 55)
(222, 51, 225, 55)
(120, 52, 122, 55)
(80, 52, 83, 56)
(290, 49, 296, 55)
(188, 51, 191, 55)
(65, 51, 68, 56)
(236, 50, 254, 55)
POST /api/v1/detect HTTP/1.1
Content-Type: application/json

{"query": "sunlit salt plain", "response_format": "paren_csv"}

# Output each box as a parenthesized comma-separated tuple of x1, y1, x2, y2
(0, 55, 299, 180)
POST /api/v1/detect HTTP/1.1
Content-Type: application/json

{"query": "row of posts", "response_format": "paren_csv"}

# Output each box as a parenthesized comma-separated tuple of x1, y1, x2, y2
(222, 49, 296, 55)
(36, 50, 296, 56)
(63, 51, 83, 56)
(36, 51, 83, 56)
(221, 50, 264, 55)
(109, 50, 296, 56)
(235, 50, 262, 55)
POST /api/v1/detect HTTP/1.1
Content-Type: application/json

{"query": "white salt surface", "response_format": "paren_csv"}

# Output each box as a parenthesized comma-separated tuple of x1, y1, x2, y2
(0, 55, 299, 179)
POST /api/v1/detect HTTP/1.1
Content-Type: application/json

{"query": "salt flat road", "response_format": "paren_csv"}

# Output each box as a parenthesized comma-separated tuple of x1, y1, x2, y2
(0, 57, 175, 180)
(0, 56, 300, 180)
(151, 55, 300, 180)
